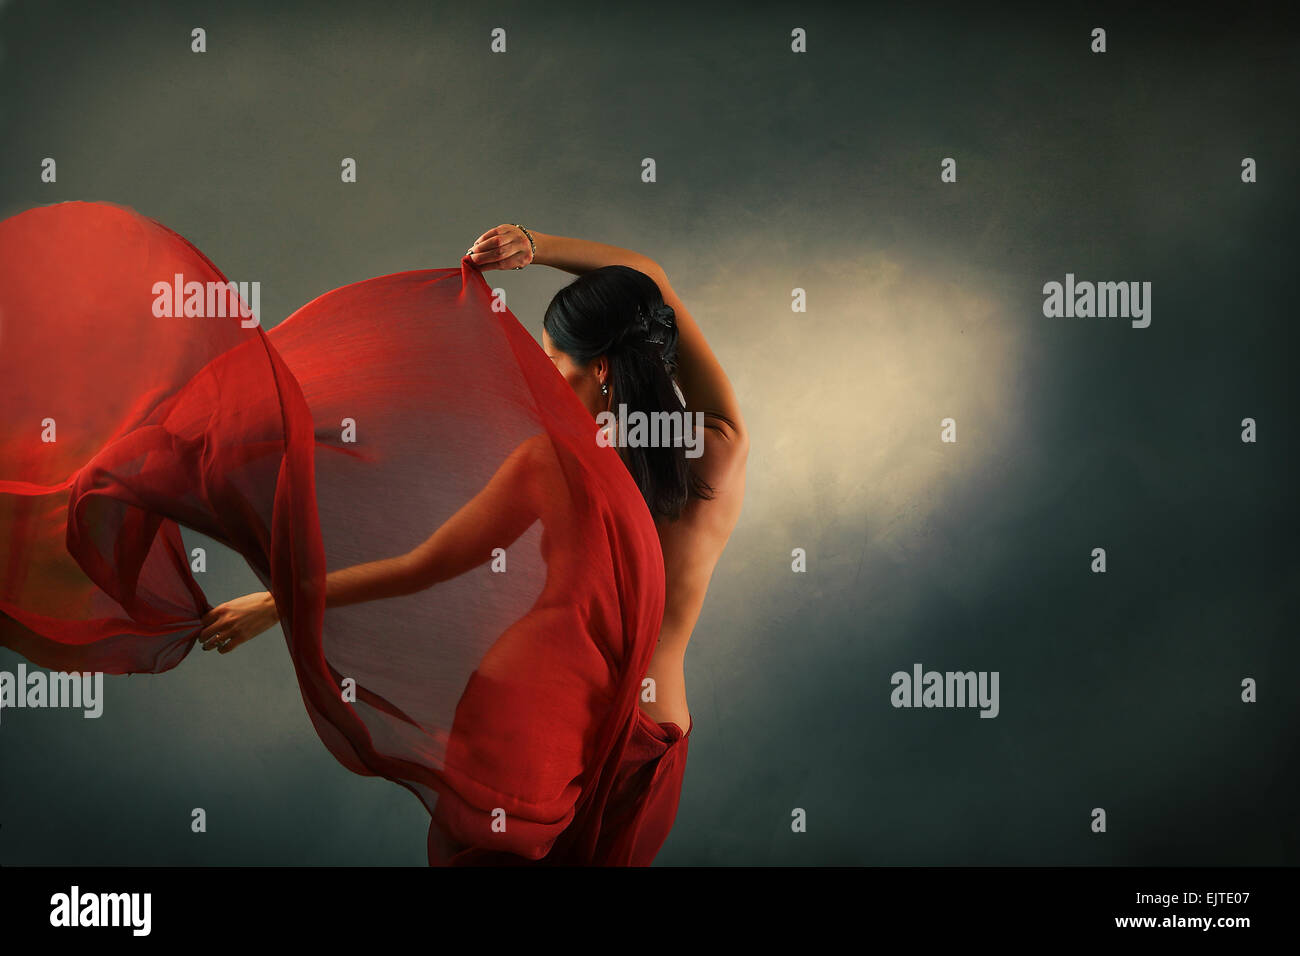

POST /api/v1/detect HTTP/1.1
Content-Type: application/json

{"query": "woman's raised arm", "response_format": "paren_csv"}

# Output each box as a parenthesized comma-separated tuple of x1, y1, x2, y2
(471, 227, 746, 443)
(470, 224, 747, 478)
(642, 263, 747, 451)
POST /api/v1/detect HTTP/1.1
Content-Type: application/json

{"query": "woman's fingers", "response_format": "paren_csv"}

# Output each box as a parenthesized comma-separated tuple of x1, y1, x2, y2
(474, 225, 508, 245)
(198, 616, 230, 650)
(467, 228, 506, 255)
(200, 632, 228, 651)
(468, 226, 530, 270)
(196, 595, 272, 653)
(470, 234, 514, 261)
(202, 629, 238, 651)
(471, 245, 527, 271)
(217, 631, 253, 654)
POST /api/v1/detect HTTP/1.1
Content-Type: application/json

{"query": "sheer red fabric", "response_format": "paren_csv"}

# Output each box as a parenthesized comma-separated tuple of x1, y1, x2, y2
(0, 200, 668, 864)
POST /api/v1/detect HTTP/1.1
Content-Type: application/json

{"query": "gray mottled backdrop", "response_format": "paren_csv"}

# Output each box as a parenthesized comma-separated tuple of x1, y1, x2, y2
(1, 0, 1297, 865)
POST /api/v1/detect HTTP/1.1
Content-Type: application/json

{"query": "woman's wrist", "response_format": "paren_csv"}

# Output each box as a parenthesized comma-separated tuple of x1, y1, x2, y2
(527, 229, 551, 268)
(528, 231, 656, 278)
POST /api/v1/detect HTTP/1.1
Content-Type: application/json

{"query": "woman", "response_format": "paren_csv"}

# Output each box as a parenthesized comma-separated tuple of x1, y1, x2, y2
(196, 224, 748, 863)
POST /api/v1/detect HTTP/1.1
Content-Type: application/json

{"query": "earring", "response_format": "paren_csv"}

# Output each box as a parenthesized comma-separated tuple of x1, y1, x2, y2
(600, 382, 609, 396)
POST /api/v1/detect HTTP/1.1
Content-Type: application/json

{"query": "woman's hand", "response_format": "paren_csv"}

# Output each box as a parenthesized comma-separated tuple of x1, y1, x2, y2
(467, 224, 535, 271)
(198, 591, 279, 654)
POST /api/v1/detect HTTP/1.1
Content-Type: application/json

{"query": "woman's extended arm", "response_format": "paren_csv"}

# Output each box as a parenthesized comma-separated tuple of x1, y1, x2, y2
(199, 436, 550, 654)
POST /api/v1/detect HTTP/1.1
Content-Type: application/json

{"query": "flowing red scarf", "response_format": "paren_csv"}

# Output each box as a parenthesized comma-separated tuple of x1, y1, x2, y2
(0, 201, 665, 864)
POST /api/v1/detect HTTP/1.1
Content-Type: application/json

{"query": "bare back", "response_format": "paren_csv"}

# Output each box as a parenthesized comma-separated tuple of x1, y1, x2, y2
(638, 416, 747, 734)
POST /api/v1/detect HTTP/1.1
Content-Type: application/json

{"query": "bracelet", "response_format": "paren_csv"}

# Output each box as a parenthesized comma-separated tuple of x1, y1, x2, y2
(512, 224, 536, 270)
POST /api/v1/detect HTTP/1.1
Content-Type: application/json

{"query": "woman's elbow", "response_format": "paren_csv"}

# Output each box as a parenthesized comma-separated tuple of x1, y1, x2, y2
(729, 422, 750, 472)
(393, 551, 438, 597)
(707, 414, 748, 469)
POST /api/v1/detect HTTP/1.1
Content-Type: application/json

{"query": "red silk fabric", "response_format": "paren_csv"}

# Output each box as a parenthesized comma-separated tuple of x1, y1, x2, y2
(0, 201, 667, 864)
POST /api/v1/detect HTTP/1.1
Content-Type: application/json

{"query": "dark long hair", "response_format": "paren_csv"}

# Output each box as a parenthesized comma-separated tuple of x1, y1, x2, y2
(543, 265, 712, 520)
